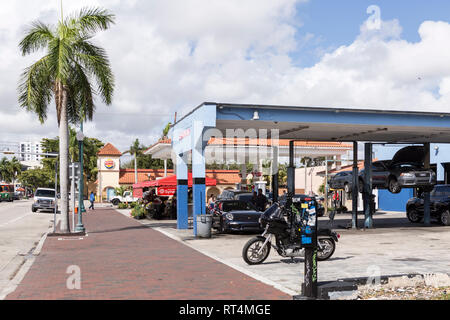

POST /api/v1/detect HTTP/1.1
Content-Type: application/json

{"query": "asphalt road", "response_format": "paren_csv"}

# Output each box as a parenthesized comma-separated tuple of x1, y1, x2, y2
(0, 199, 54, 298)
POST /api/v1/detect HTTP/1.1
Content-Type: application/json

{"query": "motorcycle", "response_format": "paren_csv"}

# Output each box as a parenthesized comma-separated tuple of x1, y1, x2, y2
(242, 203, 339, 265)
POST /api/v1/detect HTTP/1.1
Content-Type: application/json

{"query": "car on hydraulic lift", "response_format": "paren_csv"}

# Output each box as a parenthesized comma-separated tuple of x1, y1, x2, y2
(329, 146, 436, 194)
(406, 185, 450, 226)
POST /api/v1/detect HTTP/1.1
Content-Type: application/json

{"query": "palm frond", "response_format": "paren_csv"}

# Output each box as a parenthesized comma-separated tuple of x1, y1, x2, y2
(73, 40, 114, 105)
(19, 21, 54, 55)
(66, 7, 115, 36)
(18, 55, 53, 123)
(66, 61, 95, 123)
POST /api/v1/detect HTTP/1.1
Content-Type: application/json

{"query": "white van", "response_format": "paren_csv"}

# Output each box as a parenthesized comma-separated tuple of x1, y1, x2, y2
(32, 188, 57, 212)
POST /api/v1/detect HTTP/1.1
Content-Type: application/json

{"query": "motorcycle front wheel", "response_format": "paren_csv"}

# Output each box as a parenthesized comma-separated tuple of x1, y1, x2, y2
(317, 238, 336, 261)
(242, 237, 271, 265)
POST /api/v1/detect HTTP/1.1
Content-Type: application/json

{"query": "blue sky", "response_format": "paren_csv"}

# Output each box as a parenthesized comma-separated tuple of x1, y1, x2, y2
(293, 0, 450, 67)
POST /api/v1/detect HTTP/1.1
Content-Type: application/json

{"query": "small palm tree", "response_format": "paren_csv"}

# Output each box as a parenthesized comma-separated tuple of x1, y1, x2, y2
(162, 122, 172, 139)
(18, 7, 115, 233)
(0, 158, 11, 183)
(9, 157, 22, 185)
(123, 139, 142, 184)
(115, 186, 129, 197)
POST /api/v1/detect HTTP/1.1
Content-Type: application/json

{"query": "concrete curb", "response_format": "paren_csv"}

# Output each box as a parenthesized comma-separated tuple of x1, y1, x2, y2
(0, 226, 51, 300)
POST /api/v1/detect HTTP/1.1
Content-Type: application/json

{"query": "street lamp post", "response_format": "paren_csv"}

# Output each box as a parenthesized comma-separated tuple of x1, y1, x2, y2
(75, 127, 85, 233)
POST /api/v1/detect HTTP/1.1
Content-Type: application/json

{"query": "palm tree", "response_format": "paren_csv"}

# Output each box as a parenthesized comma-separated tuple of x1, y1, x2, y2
(0, 157, 21, 183)
(0, 158, 11, 183)
(9, 157, 22, 186)
(18, 7, 115, 233)
(162, 122, 172, 139)
(123, 139, 142, 184)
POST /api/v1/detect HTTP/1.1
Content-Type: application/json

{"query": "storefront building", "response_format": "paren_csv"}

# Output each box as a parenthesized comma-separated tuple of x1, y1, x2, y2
(94, 143, 242, 202)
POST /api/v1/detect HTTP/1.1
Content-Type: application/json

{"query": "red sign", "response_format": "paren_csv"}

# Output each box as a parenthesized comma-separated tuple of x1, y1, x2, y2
(252, 171, 262, 177)
(179, 128, 191, 141)
(104, 160, 115, 169)
(157, 187, 176, 196)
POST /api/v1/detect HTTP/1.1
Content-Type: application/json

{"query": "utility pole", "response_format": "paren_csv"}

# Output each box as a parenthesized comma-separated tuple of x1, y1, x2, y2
(71, 163, 76, 232)
(54, 160, 58, 234)
(76, 129, 85, 233)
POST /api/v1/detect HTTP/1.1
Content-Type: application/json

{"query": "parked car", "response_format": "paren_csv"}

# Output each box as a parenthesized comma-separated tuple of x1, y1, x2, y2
(110, 191, 139, 206)
(210, 199, 264, 233)
(278, 194, 325, 217)
(32, 188, 57, 213)
(217, 189, 253, 201)
(406, 185, 450, 226)
(13, 191, 23, 200)
(329, 170, 354, 193)
(330, 146, 436, 194)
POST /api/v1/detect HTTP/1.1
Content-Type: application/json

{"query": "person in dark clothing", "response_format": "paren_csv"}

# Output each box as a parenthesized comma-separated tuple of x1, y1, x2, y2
(255, 189, 268, 212)
(251, 191, 258, 207)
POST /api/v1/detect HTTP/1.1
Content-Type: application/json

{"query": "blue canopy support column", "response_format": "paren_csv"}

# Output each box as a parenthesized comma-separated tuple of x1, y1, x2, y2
(287, 141, 295, 196)
(176, 153, 189, 229)
(272, 146, 279, 203)
(364, 143, 374, 229)
(192, 120, 206, 236)
(423, 143, 431, 226)
(170, 103, 217, 234)
(352, 141, 359, 229)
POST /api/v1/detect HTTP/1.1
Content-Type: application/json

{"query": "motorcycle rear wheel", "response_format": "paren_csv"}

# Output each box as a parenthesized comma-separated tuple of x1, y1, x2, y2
(317, 238, 335, 261)
(242, 237, 271, 265)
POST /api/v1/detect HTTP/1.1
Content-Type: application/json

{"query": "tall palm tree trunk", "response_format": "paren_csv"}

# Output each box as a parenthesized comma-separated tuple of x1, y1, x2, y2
(58, 88, 70, 233)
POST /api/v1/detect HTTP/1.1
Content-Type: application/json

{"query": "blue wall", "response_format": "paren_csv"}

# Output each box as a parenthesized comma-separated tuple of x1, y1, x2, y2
(378, 189, 413, 212)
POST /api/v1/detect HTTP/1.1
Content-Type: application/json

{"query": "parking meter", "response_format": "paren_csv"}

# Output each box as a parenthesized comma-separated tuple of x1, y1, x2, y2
(299, 200, 318, 249)
(297, 199, 319, 298)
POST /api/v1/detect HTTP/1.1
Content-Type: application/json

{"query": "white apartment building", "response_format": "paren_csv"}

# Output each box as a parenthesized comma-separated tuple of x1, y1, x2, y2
(19, 141, 43, 162)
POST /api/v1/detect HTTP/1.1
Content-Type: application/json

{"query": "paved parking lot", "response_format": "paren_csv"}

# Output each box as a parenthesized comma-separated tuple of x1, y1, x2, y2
(139, 211, 450, 295)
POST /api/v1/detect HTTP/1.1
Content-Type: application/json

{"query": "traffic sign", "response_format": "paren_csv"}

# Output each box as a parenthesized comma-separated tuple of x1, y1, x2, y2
(69, 162, 81, 180)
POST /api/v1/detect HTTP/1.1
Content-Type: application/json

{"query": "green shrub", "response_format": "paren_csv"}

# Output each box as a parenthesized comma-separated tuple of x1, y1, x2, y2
(129, 202, 138, 209)
(131, 205, 145, 219)
(117, 203, 129, 209)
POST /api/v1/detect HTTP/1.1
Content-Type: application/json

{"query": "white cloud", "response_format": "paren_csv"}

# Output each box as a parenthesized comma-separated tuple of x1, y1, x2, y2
(1, 1, 450, 152)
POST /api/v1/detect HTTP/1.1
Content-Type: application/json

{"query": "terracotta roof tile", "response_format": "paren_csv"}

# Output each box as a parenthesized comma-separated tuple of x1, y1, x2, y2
(97, 143, 122, 156)
(119, 169, 240, 186)
(119, 169, 174, 185)
(206, 170, 241, 185)
(147, 138, 352, 149)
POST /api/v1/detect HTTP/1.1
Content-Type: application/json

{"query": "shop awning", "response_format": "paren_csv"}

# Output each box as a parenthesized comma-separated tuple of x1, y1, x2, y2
(133, 173, 216, 189)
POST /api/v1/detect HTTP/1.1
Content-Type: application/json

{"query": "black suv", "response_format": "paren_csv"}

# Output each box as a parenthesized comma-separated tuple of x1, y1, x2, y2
(406, 185, 450, 226)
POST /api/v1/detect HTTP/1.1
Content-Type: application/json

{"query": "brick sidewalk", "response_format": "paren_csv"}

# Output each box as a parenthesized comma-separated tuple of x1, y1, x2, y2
(6, 208, 290, 300)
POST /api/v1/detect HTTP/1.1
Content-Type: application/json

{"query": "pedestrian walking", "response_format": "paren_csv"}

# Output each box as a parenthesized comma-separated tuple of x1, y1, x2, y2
(89, 191, 95, 210)
(332, 191, 340, 210)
